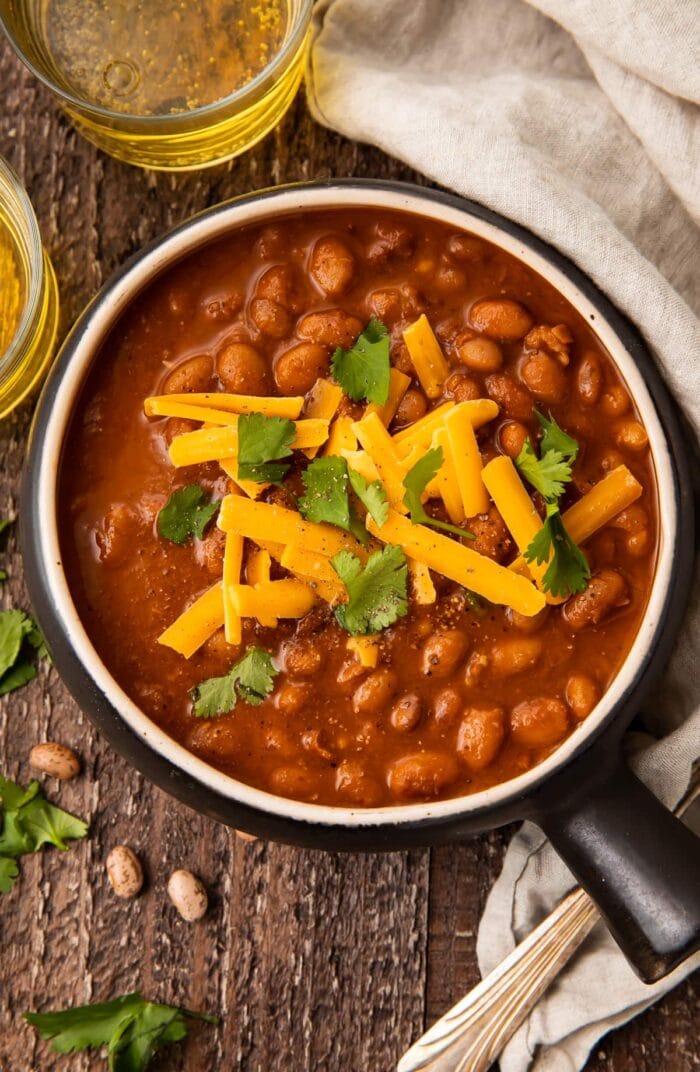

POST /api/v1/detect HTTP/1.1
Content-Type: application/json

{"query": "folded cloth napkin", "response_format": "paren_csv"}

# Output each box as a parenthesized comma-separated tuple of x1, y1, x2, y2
(308, 2, 700, 1068)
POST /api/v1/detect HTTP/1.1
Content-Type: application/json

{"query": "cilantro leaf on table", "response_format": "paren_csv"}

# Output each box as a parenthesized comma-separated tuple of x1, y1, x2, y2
(0, 775, 88, 893)
(236, 413, 296, 483)
(537, 410, 579, 462)
(402, 448, 473, 539)
(298, 457, 368, 544)
(157, 485, 220, 545)
(331, 318, 391, 405)
(331, 545, 408, 635)
(525, 502, 590, 598)
(0, 610, 48, 695)
(191, 647, 278, 718)
(347, 466, 389, 527)
(24, 991, 216, 1072)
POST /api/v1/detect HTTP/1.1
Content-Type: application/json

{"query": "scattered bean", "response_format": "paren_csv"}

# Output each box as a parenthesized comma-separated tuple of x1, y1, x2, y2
(29, 742, 80, 781)
(167, 869, 209, 922)
(106, 846, 144, 899)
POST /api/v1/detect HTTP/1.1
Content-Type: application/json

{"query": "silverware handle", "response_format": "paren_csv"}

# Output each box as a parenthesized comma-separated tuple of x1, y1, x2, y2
(397, 887, 598, 1072)
(398, 769, 700, 1072)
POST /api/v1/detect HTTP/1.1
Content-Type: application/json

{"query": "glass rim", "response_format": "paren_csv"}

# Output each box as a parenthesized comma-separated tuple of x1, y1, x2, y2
(0, 0, 313, 126)
(0, 155, 44, 376)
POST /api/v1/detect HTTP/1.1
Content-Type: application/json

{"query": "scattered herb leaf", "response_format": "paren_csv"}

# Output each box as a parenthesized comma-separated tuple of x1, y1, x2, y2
(347, 466, 389, 527)
(331, 318, 391, 405)
(157, 485, 220, 545)
(236, 413, 296, 484)
(402, 448, 473, 539)
(0, 611, 48, 695)
(525, 502, 590, 598)
(331, 545, 408, 635)
(298, 457, 368, 544)
(191, 647, 278, 718)
(24, 992, 216, 1072)
(0, 775, 88, 893)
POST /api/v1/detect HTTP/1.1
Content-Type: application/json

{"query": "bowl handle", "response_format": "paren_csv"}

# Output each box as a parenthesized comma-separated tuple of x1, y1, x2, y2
(536, 757, 700, 982)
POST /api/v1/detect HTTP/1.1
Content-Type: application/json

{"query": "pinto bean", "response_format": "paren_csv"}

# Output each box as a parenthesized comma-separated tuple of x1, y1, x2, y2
(269, 764, 317, 800)
(447, 234, 486, 262)
(274, 680, 311, 715)
(106, 846, 144, 899)
(163, 355, 214, 394)
(432, 687, 463, 727)
(297, 309, 363, 349)
(457, 707, 505, 770)
(368, 219, 415, 262)
(576, 353, 603, 405)
(615, 420, 648, 453)
(281, 639, 322, 677)
(389, 693, 423, 732)
(444, 371, 482, 402)
(468, 506, 513, 562)
(510, 697, 569, 747)
(499, 421, 528, 458)
(310, 236, 355, 297)
(217, 341, 270, 394)
(256, 264, 295, 306)
(29, 742, 80, 781)
(250, 297, 292, 338)
(167, 869, 208, 921)
(274, 342, 329, 395)
(434, 265, 467, 293)
(199, 526, 226, 577)
(490, 637, 543, 676)
(470, 299, 533, 341)
(335, 759, 382, 806)
(456, 334, 503, 372)
(601, 385, 629, 417)
(609, 505, 648, 533)
(352, 669, 398, 714)
(395, 388, 428, 427)
(388, 752, 459, 801)
(369, 287, 402, 323)
(563, 569, 628, 631)
(565, 673, 600, 720)
(505, 606, 549, 633)
(485, 373, 534, 420)
(520, 352, 567, 404)
(421, 630, 468, 678)
(95, 503, 135, 567)
(626, 529, 651, 557)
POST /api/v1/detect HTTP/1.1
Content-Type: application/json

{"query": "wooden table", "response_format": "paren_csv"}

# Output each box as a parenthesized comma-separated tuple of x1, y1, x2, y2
(0, 38, 696, 1072)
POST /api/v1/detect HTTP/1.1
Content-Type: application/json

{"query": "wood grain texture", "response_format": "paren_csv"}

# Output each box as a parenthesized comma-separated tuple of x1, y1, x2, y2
(0, 35, 696, 1072)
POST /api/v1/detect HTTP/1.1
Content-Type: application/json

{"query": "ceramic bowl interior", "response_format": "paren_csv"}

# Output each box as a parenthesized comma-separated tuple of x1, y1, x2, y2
(30, 183, 676, 830)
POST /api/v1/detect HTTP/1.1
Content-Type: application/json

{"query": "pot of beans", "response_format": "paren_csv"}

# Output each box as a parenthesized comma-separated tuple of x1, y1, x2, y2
(21, 180, 699, 983)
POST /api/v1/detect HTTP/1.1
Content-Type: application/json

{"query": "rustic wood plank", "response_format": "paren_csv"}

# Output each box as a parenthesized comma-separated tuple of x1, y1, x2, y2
(0, 31, 696, 1072)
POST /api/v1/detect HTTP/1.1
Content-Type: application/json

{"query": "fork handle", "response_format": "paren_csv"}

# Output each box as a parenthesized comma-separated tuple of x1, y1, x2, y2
(397, 886, 599, 1072)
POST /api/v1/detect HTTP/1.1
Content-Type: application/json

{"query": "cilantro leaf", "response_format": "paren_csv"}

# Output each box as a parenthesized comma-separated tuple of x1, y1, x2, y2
(0, 609, 28, 678)
(347, 466, 389, 527)
(402, 448, 473, 539)
(515, 439, 572, 501)
(298, 457, 368, 544)
(537, 410, 579, 462)
(0, 855, 19, 893)
(236, 413, 295, 483)
(524, 503, 591, 598)
(331, 545, 408, 635)
(0, 775, 87, 892)
(331, 318, 391, 405)
(0, 517, 13, 546)
(157, 485, 219, 545)
(24, 992, 216, 1072)
(0, 660, 37, 695)
(191, 647, 278, 717)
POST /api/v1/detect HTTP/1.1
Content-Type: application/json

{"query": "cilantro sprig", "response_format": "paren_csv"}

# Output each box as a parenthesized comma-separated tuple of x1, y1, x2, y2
(402, 448, 473, 539)
(24, 992, 216, 1072)
(516, 411, 590, 598)
(191, 647, 278, 718)
(237, 412, 296, 483)
(298, 456, 388, 541)
(0, 610, 48, 696)
(157, 485, 220, 544)
(0, 775, 88, 894)
(331, 318, 391, 405)
(331, 545, 408, 635)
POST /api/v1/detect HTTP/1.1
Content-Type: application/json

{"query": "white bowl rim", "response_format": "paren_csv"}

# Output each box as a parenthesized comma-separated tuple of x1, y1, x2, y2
(33, 181, 675, 828)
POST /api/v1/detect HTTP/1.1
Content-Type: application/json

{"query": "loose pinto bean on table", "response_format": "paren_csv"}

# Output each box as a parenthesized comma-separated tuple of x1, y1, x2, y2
(59, 209, 656, 807)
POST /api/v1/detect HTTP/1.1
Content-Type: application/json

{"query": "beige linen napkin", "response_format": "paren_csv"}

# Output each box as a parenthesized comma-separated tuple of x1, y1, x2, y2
(308, 2, 700, 1068)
